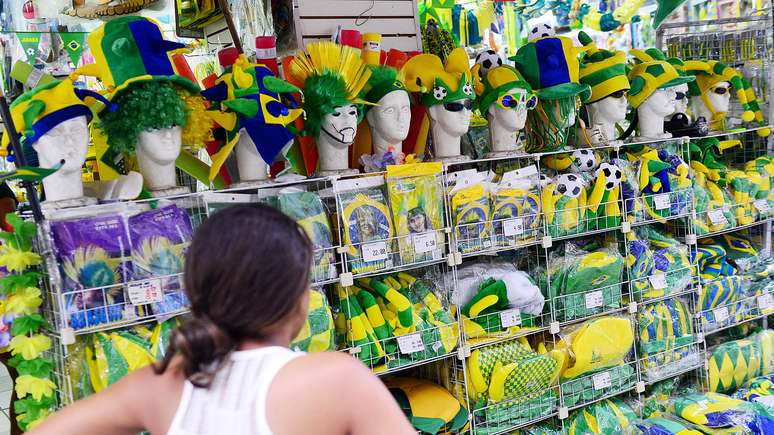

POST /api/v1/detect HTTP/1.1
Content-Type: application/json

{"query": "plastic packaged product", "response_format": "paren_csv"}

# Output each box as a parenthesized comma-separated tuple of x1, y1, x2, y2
(642, 377, 681, 418)
(639, 227, 692, 298)
(586, 161, 624, 230)
(386, 377, 469, 435)
(626, 231, 655, 300)
(565, 399, 638, 435)
(129, 205, 193, 317)
(615, 157, 645, 222)
(449, 170, 492, 254)
(658, 147, 693, 217)
(291, 289, 335, 353)
(278, 191, 338, 283)
(708, 338, 763, 394)
(51, 213, 132, 330)
(334, 284, 386, 367)
(714, 233, 759, 272)
(542, 172, 587, 237)
(555, 316, 634, 380)
(491, 167, 541, 247)
(734, 374, 774, 407)
(751, 330, 774, 375)
(744, 156, 774, 219)
(727, 169, 757, 226)
(697, 275, 743, 330)
(386, 163, 445, 264)
(674, 392, 774, 434)
(627, 147, 674, 223)
(638, 298, 697, 381)
(630, 415, 703, 434)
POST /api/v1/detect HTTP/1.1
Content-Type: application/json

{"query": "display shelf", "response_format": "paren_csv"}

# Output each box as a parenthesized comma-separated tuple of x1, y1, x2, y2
(552, 283, 630, 326)
(698, 286, 774, 335)
(560, 361, 639, 411)
(694, 216, 773, 240)
(455, 214, 542, 259)
(469, 388, 560, 435)
(639, 341, 707, 385)
(631, 266, 697, 304)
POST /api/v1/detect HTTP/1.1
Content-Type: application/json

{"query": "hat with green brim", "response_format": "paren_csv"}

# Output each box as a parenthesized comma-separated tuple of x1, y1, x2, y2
(403, 48, 476, 106)
(627, 62, 694, 109)
(578, 31, 629, 104)
(364, 66, 411, 112)
(476, 65, 533, 117)
(510, 36, 591, 102)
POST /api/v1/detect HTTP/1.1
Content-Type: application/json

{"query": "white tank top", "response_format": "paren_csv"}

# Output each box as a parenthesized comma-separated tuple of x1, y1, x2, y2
(166, 346, 303, 435)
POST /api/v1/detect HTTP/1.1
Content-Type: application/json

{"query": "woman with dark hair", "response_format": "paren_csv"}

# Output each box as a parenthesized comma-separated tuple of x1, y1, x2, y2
(30, 205, 414, 435)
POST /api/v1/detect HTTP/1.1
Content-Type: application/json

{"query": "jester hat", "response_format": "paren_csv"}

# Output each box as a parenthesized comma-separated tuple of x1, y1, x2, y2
(202, 54, 304, 181)
(288, 41, 372, 139)
(627, 49, 695, 109)
(578, 31, 629, 104)
(402, 47, 476, 106)
(74, 16, 199, 105)
(475, 65, 535, 117)
(510, 36, 591, 102)
(1, 78, 113, 165)
(364, 66, 410, 110)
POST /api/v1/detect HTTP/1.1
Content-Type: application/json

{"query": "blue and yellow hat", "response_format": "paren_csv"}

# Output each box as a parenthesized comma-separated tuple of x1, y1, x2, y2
(510, 36, 591, 102)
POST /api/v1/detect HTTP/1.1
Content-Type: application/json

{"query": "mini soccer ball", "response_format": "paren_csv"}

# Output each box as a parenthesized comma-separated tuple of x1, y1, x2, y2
(539, 173, 552, 188)
(556, 173, 584, 198)
(597, 163, 623, 190)
(474, 49, 503, 78)
(529, 23, 555, 42)
(433, 86, 448, 101)
(462, 82, 474, 96)
(572, 149, 598, 172)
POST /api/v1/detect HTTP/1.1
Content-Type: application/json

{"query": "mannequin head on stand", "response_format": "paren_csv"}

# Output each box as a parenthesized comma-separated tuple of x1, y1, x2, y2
(690, 81, 731, 129)
(363, 66, 412, 158)
(673, 83, 690, 115)
(476, 65, 536, 154)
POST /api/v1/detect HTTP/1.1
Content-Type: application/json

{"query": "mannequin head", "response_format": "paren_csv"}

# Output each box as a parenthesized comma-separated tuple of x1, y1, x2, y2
(642, 88, 677, 118)
(137, 127, 183, 165)
(693, 80, 731, 118)
(33, 116, 89, 173)
(587, 92, 628, 125)
(673, 83, 690, 115)
(526, 96, 580, 151)
(318, 104, 359, 148)
(489, 88, 529, 131)
(366, 90, 411, 153)
(428, 99, 472, 137)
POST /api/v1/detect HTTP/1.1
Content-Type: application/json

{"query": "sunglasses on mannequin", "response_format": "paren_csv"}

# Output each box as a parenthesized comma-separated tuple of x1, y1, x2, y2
(444, 99, 473, 112)
(497, 93, 538, 110)
(675, 92, 687, 100)
(712, 87, 729, 95)
(609, 90, 627, 99)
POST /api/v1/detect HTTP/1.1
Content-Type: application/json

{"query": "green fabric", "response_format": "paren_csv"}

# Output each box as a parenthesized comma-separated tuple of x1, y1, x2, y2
(561, 364, 636, 408)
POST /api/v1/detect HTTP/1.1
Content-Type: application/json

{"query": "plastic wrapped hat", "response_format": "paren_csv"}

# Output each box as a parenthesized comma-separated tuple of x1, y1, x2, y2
(509, 36, 591, 102)
(402, 47, 475, 106)
(475, 65, 536, 117)
(386, 377, 469, 435)
(627, 49, 695, 109)
(290, 289, 335, 353)
(578, 31, 629, 104)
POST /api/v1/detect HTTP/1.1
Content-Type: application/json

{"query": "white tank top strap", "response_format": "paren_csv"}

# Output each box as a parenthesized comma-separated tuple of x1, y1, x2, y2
(166, 346, 303, 435)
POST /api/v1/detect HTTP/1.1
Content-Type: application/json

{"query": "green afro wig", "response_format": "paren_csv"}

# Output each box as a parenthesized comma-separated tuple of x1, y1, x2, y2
(98, 81, 189, 155)
(302, 71, 363, 139)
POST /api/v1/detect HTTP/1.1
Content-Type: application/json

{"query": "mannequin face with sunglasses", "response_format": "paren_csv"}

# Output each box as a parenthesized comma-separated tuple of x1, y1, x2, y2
(691, 81, 731, 128)
(366, 90, 411, 156)
(672, 83, 690, 115)
(637, 87, 677, 139)
(487, 89, 536, 153)
(427, 98, 472, 159)
(317, 104, 359, 173)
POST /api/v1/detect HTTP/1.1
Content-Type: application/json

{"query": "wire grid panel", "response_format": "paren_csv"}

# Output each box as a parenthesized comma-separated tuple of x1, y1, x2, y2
(698, 281, 774, 334)
(37, 193, 208, 338)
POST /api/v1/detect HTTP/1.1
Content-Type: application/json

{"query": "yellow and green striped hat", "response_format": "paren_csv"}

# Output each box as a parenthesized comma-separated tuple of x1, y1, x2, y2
(578, 31, 629, 104)
(684, 60, 760, 124)
(627, 49, 695, 109)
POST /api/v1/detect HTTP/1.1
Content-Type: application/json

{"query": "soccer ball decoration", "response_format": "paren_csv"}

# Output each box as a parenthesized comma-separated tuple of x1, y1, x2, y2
(474, 49, 503, 78)
(529, 23, 555, 42)
(596, 163, 623, 190)
(572, 149, 599, 172)
(433, 86, 448, 101)
(556, 173, 584, 198)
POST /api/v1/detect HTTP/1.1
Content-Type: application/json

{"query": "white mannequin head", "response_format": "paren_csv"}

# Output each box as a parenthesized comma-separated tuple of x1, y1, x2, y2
(672, 83, 690, 115)
(490, 88, 529, 131)
(319, 105, 358, 149)
(136, 126, 182, 191)
(585, 92, 627, 142)
(366, 91, 411, 156)
(427, 99, 471, 158)
(235, 129, 269, 182)
(32, 116, 90, 202)
(704, 81, 731, 114)
(637, 87, 677, 139)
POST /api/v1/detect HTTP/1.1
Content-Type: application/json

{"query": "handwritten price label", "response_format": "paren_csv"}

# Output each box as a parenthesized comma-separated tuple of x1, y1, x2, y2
(362, 241, 389, 262)
(585, 290, 604, 309)
(754, 199, 771, 213)
(654, 194, 671, 210)
(128, 279, 163, 306)
(397, 333, 424, 354)
(592, 371, 612, 390)
(713, 306, 730, 323)
(503, 218, 525, 237)
(413, 232, 438, 254)
(708, 209, 728, 226)
(500, 308, 522, 328)
(649, 273, 667, 290)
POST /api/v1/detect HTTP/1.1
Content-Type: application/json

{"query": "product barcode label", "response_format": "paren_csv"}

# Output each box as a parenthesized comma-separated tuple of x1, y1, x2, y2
(585, 290, 604, 309)
(707, 209, 728, 226)
(128, 279, 163, 306)
(500, 308, 522, 328)
(654, 194, 670, 210)
(713, 306, 730, 323)
(592, 371, 612, 390)
(503, 218, 525, 237)
(754, 199, 771, 213)
(255, 47, 277, 59)
(397, 333, 424, 354)
(413, 232, 438, 254)
(649, 273, 667, 290)
(362, 241, 389, 262)
(758, 294, 774, 311)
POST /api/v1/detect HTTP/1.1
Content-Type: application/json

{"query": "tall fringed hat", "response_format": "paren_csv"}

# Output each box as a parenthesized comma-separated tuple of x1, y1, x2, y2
(475, 65, 536, 117)
(74, 16, 200, 104)
(509, 35, 591, 101)
(627, 49, 694, 109)
(402, 47, 476, 106)
(288, 41, 372, 138)
(1, 78, 113, 165)
(202, 54, 305, 181)
(578, 31, 629, 104)
(683, 60, 764, 126)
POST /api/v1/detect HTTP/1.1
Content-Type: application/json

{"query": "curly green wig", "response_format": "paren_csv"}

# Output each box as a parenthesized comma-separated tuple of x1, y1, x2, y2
(98, 81, 188, 155)
(302, 71, 364, 139)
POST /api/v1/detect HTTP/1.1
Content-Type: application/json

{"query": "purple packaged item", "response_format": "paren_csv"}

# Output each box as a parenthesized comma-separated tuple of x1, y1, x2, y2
(128, 205, 193, 316)
(51, 214, 132, 330)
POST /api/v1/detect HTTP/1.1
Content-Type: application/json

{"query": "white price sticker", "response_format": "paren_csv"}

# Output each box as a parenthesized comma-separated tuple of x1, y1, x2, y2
(707, 209, 728, 226)
(585, 290, 604, 309)
(754, 199, 771, 213)
(503, 218, 525, 237)
(362, 241, 389, 262)
(413, 232, 438, 254)
(397, 333, 424, 354)
(713, 306, 730, 323)
(654, 194, 671, 210)
(758, 294, 774, 311)
(128, 279, 163, 306)
(500, 308, 522, 328)
(649, 273, 667, 290)
(592, 371, 612, 390)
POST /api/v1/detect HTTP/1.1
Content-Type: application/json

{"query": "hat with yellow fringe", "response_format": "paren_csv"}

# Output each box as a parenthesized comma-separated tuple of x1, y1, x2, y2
(578, 31, 629, 104)
(289, 41, 372, 138)
(476, 65, 536, 117)
(402, 48, 476, 106)
(627, 49, 695, 109)
(510, 35, 591, 101)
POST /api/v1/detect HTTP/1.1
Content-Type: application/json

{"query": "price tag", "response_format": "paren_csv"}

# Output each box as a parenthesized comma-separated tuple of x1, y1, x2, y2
(713, 306, 730, 323)
(758, 294, 774, 311)
(500, 308, 522, 328)
(649, 273, 667, 290)
(503, 218, 525, 237)
(592, 371, 612, 390)
(362, 241, 389, 262)
(654, 194, 671, 210)
(128, 279, 163, 306)
(754, 199, 771, 213)
(585, 290, 604, 309)
(707, 209, 728, 226)
(413, 232, 438, 254)
(397, 333, 424, 354)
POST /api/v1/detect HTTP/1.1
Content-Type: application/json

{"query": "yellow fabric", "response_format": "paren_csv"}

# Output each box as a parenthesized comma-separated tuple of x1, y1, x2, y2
(384, 377, 462, 423)
(559, 317, 634, 379)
